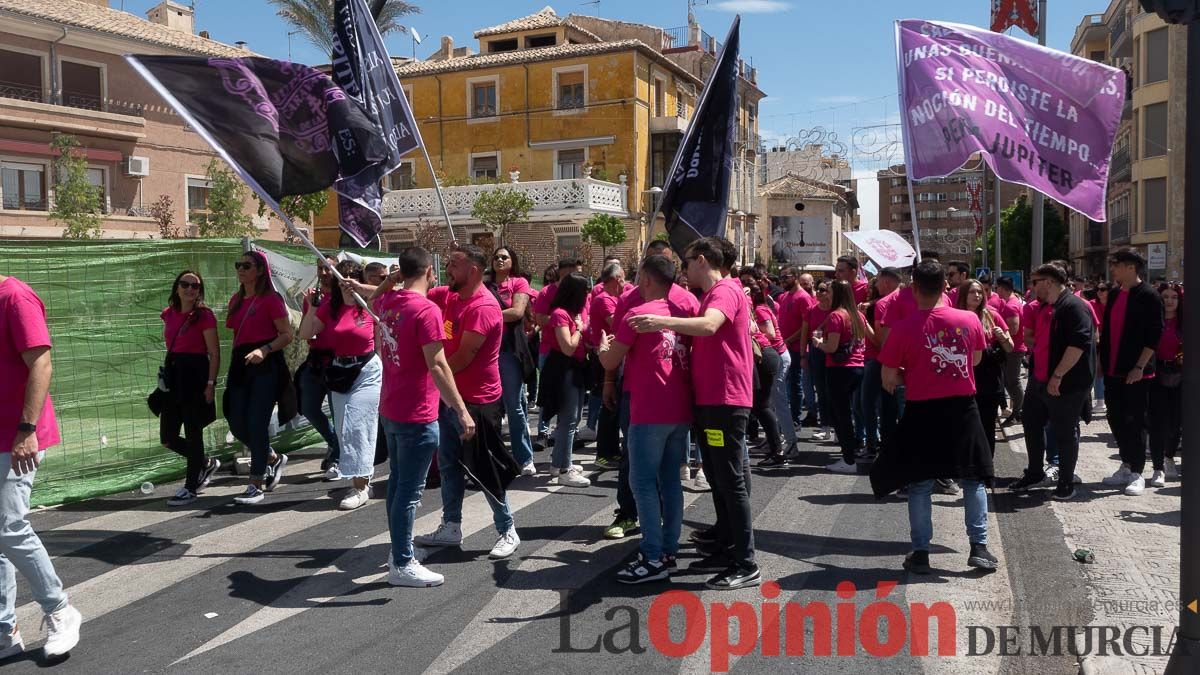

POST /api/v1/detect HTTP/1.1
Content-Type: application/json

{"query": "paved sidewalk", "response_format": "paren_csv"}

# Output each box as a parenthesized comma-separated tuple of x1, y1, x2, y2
(1002, 410, 1182, 675)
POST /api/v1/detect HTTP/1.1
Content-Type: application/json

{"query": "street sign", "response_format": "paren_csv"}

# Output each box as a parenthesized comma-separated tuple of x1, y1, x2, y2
(975, 267, 991, 279)
(999, 270, 1025, 292)
(1148, 243, 1167, 270)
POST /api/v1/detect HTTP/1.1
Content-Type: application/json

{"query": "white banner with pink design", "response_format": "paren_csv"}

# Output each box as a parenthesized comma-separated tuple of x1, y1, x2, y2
(842, 230, 918, 270)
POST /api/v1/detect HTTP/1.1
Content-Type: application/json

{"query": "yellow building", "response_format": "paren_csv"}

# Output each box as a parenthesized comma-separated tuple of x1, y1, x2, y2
(313, 6, 766, 274)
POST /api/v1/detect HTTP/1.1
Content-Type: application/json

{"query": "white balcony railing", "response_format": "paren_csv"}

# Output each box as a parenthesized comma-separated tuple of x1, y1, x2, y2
(381, 177, 628, 221)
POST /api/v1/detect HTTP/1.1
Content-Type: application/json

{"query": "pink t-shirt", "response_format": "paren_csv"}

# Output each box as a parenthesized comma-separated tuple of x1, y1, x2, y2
(615, 298, 694, 425)
(533, 283, 558, 355)
(303, 297, 336, 351)
(1, 277, 60, 452)
(1158, 317, 1181, 362)
(987, 294, 1006, 313)
(754, 304, 786, 352)
(998, 295, 1026, 353)
(947, 286, 960, 307)
(614, 285, 701, 392)
(865, 289, 896, 360)
(879, 306, 987, 401)
(444, 285, 503, 405)
(588, 292, 619, 348)
(824, 309, 866, 368)
(806, 305, 830, 339)
(547, 307, 585, 360)
(1106, 290, 1129, 376)
(1031, 301, 1054, 383)
(374, 289, 444, 424)
(777, 288, 815, 350)
(316, 302, 376, 357)
(495, 275, 532, 309)
(691, 278, 753, 408)
(853, 280, 869, 304)
(592, 282, 634, 297)
(162, 306, 217, 354)
(427, 285, 451, 312)
(225, 292, 288, 347)
(879, 287, 952, 330)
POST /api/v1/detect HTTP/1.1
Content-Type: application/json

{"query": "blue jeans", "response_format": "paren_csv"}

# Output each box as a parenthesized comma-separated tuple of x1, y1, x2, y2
(225, 367, 279, 480)
(499, 351, 534, 467)
(616, 390, 637, 519)
(299, 364, 340, 462)
(907, 478, 988, 551)
(801, 352, 818, 421)
(552, 370, 583, 471)
(537, 353, 550, 436)
(382, 417, 439, 567)
(0, 452, 68, 633)
(331, 355, 381, 479)
(786, 349, 806, 426)
(860, 359, 883, 447)
(586, 393, 602, 431)
(628, 423, 689, 560)
(772, 349, 797, 443)
(1093, 373, 1105, 402)
(438, 403, 514, 535)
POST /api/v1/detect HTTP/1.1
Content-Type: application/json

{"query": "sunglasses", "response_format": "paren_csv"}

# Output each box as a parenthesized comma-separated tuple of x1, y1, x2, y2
(493, 254, 510, 261)
(177, 280, 202, 290)
(234, 262, 255, 271)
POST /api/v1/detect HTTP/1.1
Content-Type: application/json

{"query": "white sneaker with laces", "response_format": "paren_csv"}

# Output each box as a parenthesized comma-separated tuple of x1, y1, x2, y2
(166, 487, 197, 507)
(520, 462, 537, 477)
(1102, 463, 1133, 486)
(1124, 474, 1146, 496)
(548, 464, 583, 476)
(556, 468, 591, 487)
(489, 527, 520, 559)
(693, 470, 710, 491)
(576, 427, 598, 442)
(679, 464, 691, 482)
(323, 463, 340, 482)
(42, 605, 81, 657)
(0, 625, 23, 660)
(338, 486, 370, 510)
(199, 458, 221, 490)
(233, 484, 265, 505)
(388, 559, 444, 587)
(414, 522, 462, 547)
(826, 459, 857, 474)
(1150, 470, 1166, 488)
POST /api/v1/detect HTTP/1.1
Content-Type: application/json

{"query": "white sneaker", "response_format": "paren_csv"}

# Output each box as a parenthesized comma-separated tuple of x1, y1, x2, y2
(489, 527, 520, 559)
(323, 463, 340, 482)
(1124, 474, 1146, 496)
(811, 429, 831, 441)
(1165, 457, 1179, 480)
(1040, 464, 1060, 486)
(414, 522, 462, 547)
(555, 468, 591, 487)
(233, 484, 265, 505)
(693, 470, 710, 491)
(199, 458, 221, 489)
(1150, 470, 1166, 488)
(548, 464, 583, 476)
(338, 487, 370, 510)
(388, 559, 444, 587)
(1101, 463, 1132, 486)
(576, 427, 598, 442)
(42, 605, 81, 657)
(520, 462, 537, 477)
(166, 487, 197, 507)
(0, 625, 23, 660)
(826, 459, 857, 474)
(679, 464, 691, 482)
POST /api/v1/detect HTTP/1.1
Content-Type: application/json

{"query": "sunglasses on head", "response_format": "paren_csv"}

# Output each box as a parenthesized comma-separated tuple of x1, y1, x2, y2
(234, 261, 255, 271)
(177, 280, 201, 290)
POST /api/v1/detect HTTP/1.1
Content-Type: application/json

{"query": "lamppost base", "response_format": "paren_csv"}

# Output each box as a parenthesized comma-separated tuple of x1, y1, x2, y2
(1164, 634, 1200, 675)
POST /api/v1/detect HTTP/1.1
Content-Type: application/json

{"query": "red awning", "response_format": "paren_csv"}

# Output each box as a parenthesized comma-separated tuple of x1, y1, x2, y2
(0, 139, 123, 163)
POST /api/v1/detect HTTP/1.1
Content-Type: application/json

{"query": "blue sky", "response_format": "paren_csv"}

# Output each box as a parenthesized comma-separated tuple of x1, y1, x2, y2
(117, 0, 1102, 226)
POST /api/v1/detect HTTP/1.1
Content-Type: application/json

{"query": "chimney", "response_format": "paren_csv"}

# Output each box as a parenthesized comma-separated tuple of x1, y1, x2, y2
(146, 1, 195, 34)
(441, 35, 453, 54)
(199, 30, 210, 39)
(235, 41, 248, 50)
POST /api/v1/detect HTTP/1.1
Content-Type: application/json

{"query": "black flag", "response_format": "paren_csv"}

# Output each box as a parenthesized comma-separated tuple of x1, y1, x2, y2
(331, 0, 423, 247)
(126, 54, 389, 214)
(655, 16, 741, 254)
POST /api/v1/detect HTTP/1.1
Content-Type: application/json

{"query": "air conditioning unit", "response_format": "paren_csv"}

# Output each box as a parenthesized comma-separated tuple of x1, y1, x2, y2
(125, 156, 150, 177)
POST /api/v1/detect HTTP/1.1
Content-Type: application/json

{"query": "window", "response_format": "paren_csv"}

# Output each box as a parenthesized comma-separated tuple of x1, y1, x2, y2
(186, 176, 213, 224)
(525, 34, 556, 48)
(556, 234, 581, 259)
(86, 168, 107, 214)
(1143, 102, 1167, 158)
(470, 154, 498, 180)
(556, 69, 584, 110)
(1089, 50, 1106, 62)
(653, 77, 666, 117)
(556, 148, 585, 179)
(386, 162, 414, 190)
(61, 60, 103, 111)
(487, 38, 518, 53)
(651, 133, 680, 188)
(1144, 29, 1168, 84)
(1, 162, 47, 210)
(1143, 178, 1167, 232)
(470, 81, 497, 118)
(0, 49, 43, 102)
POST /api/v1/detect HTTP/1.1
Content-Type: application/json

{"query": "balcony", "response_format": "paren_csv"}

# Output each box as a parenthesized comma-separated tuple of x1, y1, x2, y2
(0, 95, 146, 141)
(1110, 146, 1131, 182)
(1086, 221, 1106, 249)
(1110, 10, 1129, 56)
(1110, 214, 1130, 243)
(381, 177, 629, 223)
(650, 115, 687, 134)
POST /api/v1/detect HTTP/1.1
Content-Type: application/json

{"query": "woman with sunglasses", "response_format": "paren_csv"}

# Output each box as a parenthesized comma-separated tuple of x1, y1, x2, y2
(1148, 283, 1183, 485)
(801, 281, 835, 442)
(1090, 282, 1111, 413)
(741, 268, 794, 467)
(226, 251, 294, 505)
(812, 280, 869, 473)
(490, 247, 536, 476)
(957, 279, 1013, 456)
(299, 257, 343, 481)
(160, 271, 222, 506)
(299, 260, 380, 509)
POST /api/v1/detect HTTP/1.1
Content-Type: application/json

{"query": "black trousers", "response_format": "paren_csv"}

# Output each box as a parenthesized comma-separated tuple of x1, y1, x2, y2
(1103, 378, 1150, 474)
(160, 402, 206, 492)
(1148, 379, 1181, 470)
(826, 366, 864, 463)
(752, 348, 783, 455)
(976, 393, 1002, 457)
(1022, 381, 1087, 487)
(695, 405, 755, 570)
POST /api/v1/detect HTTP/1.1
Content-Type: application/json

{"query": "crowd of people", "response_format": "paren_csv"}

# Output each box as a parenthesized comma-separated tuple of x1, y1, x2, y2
(0, 239, 1185, 658)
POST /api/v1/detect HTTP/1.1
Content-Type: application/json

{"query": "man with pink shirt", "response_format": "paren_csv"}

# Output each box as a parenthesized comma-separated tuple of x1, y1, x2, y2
(628, 237, 759, 590)
(0, 274, 82, 658)
(776, 267, 815, 428)
(835, 255, 870, 304)
(944, 261, 971, 305)
(872, 260, 997, 575)
(994, 277, 1026, 425)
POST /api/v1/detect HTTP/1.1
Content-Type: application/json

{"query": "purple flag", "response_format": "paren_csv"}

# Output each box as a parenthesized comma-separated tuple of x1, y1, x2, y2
(896, 19, 1125, 221)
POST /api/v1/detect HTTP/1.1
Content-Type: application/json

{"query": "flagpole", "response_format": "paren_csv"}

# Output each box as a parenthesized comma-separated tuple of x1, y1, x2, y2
(893, 21, 923, 261)
(1030, 0, 1048, 268)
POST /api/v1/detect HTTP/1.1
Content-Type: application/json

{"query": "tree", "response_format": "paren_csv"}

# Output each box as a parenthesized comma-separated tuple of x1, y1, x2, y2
(580, 213, 627, 260)
(50, 135, 103, 239)
(198, 159, 255, 238)
(268, 0, 418, 55)
(471, 187, 534, 245)
(984, 194, 1068, 275)
(149, 195, 180, 239)
(258, 191, 329, 243)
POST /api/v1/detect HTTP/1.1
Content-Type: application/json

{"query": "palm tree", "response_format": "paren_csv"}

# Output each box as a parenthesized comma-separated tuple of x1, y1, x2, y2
(269, 0, 419, 56)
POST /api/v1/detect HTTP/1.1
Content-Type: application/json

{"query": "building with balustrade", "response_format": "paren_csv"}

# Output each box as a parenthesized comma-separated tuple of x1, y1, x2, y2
(311, 6, 767, 272)
(0, 0, 266, 239)
(1067, 0, 1188, 280)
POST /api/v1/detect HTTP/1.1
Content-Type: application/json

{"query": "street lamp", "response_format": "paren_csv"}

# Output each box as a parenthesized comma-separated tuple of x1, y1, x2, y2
(735, 210, 747, 263)
(642, 186, 663, 244)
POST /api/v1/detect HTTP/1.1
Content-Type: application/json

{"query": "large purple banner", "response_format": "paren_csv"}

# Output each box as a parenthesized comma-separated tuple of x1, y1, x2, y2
(896, 19, 1125, 221)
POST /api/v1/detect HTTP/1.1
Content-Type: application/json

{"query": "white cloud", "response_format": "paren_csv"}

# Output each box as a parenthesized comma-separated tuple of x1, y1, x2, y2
(713, 0, 791, 13)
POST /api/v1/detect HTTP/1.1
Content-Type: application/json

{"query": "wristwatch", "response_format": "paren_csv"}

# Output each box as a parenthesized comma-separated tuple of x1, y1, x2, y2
(16, 422, 36, 434)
